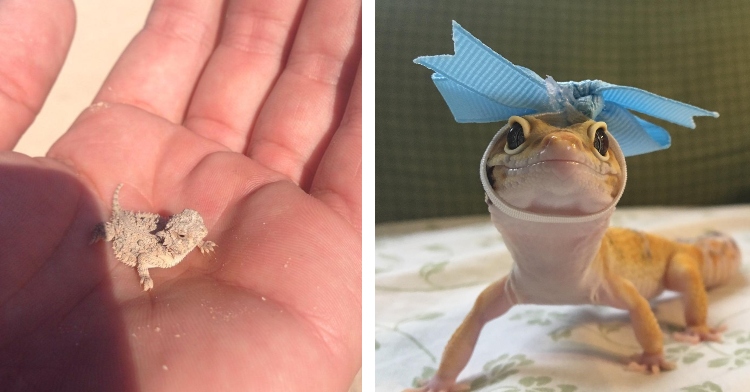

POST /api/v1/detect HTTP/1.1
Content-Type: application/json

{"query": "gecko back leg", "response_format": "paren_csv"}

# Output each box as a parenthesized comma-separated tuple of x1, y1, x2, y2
(668, 232, 741, 342)
(666, 251, 724, 343)
(607, 275, 675, 373)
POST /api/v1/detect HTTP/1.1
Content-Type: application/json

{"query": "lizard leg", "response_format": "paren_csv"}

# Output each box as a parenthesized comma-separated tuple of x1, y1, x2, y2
(608, 276, 674, 373)
(404, 275, 515, 392)
(136, 259, 154, 291)
(665, 253, 723, 343)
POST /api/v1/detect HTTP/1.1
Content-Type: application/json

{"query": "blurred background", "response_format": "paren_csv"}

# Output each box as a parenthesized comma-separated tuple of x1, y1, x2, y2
(14, 0, 151, 157)
(376, 0, 750, 223)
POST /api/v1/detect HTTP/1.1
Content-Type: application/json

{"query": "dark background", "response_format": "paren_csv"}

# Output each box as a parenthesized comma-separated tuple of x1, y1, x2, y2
(376, 0, 750, 222)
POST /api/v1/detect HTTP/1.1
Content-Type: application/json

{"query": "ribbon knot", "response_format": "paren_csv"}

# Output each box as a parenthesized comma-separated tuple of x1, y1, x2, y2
(548, 78, 607, 119)
(414, 21, 719, 157)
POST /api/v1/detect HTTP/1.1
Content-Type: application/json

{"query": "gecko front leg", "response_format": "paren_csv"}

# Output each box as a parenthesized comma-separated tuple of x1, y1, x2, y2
(405, 276, 515, 392)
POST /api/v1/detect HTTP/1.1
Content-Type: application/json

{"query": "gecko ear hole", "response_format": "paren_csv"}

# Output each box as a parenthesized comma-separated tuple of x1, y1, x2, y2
(587, 121, 610, 161)
(503, 116, 531, 155)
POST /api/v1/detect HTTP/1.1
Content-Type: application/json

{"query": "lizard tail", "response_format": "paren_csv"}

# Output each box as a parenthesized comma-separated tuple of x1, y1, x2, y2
(113, 183, 124, 212)
(690, 231, 742, 289)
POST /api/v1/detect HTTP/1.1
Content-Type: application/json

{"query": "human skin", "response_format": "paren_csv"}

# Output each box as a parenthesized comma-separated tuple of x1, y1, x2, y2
(0, 0, 361, 391)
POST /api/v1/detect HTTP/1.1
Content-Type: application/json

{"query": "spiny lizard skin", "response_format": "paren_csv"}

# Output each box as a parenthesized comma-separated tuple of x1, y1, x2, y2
(91, 183, 216, 291)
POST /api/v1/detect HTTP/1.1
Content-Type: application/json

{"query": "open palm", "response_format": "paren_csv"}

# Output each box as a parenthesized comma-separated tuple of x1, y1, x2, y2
(0, 0, 361, 391)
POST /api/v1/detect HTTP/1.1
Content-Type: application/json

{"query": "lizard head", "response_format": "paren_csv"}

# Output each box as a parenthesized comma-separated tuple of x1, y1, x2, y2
(484, 112, 625, 217)
(158, 209, 210, 256)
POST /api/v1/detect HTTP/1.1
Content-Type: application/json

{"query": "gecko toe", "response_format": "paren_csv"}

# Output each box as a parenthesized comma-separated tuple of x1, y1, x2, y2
(674, 325, 726, 344)
(627, 352, 675, 374)
(403, 379, 470, 392)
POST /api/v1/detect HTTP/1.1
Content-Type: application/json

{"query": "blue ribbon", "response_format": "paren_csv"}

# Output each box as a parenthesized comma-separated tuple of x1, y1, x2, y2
(414, 21, 719, 157)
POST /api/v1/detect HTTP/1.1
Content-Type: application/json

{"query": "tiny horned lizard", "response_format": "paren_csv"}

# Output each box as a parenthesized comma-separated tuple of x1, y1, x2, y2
(91, 183, 216, 290)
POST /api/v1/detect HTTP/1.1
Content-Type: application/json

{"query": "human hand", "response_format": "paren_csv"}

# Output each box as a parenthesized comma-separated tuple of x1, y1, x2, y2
(0, 0, 361, 390)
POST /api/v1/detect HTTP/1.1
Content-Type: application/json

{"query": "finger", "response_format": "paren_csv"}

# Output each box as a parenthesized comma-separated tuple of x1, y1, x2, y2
(246, 0, 361, 189)
(0, 0, 74, 150)
(93, 0, 223, 123)
(183, 0, 306, 151)
(310, 63, 361, 230)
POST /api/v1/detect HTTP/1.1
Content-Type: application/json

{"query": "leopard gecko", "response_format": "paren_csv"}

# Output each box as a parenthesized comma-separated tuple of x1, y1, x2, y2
(407, 111, 741, 392)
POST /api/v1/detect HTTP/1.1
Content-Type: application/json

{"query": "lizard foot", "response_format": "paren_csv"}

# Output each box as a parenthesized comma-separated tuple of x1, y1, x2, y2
(673, 324, 727, 344)
(140, 275, 154, 291)
(626, 352, 675, 374)
(403, 377, 470, 392)
(199, 240, 217, 254)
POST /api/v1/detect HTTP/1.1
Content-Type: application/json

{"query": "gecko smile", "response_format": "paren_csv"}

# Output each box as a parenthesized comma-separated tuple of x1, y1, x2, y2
(497, 159, 614, 177)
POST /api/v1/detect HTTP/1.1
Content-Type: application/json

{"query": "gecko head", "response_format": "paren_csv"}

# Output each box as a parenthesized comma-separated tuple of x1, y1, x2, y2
(484, 112, 625, 216)
(158, 209, 210, 255)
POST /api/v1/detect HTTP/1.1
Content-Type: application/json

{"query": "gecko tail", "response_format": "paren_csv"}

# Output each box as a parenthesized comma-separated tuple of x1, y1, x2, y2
(689, 231, 742, 289)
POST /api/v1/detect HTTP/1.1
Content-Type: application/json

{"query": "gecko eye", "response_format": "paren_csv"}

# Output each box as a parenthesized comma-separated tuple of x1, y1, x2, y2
(506, 123, 524, 149)
(587, 121, 610, 161)
(503, 116, 531, 155)
(593, 129, 608, 156)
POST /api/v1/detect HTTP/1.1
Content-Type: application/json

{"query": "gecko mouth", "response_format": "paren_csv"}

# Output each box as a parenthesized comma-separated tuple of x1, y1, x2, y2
(494, 159, 611, 183)
(495, 155, 613, 174)
(487, 142, 617, 177)
(489, 157, 621, 214)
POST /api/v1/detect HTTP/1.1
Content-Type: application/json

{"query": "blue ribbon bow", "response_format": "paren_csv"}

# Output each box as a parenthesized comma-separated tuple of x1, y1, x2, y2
(414, 21, 719, 156)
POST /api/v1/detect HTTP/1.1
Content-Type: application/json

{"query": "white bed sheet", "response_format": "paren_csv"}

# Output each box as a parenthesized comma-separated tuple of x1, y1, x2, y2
(376, 205, 750, 391)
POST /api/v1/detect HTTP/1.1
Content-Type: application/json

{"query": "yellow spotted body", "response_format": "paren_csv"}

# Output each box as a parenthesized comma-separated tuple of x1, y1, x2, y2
(594, 228, 740, 307)
(599, 228, 683, 301)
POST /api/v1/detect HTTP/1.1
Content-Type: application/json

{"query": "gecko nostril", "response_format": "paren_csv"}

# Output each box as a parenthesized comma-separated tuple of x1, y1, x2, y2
(543, 133, 581, 151)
